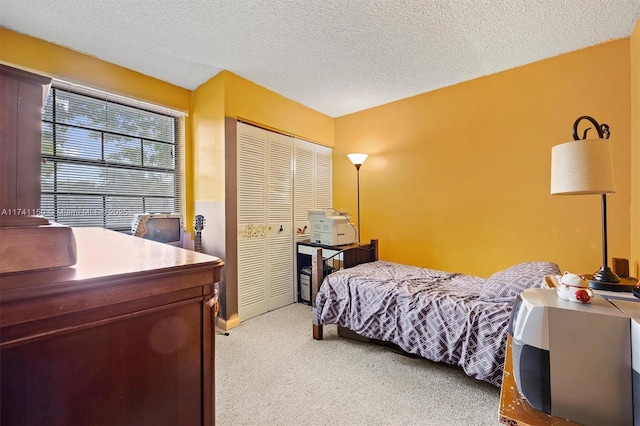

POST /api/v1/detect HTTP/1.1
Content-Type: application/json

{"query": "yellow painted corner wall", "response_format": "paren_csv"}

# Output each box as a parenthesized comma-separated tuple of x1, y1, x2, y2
(190, 70, 335, 198)
(0, 29, 195, 230)
(631, 19, 640, 277)
(192, 73, 226, 202)
(222, 71, 335, 146)
(334, 39, 632, 277)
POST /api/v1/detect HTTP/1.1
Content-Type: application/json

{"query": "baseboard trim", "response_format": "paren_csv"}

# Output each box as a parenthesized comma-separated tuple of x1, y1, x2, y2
(216, 315, 240, 331)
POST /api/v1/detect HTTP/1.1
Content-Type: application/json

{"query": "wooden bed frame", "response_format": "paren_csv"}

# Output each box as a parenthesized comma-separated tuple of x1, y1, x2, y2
(311, 239, 379, 340)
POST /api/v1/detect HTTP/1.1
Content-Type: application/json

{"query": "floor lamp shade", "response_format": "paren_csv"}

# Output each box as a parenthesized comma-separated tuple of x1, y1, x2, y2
(550, 139, 615, 195)
(347, 153, 368, 167)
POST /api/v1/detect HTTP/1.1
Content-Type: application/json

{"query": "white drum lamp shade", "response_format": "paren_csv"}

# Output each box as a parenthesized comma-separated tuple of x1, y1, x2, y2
(551, 139, 615, 195)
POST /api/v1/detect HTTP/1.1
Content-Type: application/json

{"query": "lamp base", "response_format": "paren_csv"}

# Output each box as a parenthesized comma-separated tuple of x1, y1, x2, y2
(589, 280, 637, 292)
(587, 267, 637, 292)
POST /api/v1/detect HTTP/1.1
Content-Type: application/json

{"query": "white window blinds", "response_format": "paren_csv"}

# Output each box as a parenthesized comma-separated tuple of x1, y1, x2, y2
(41, 85, 182, 231)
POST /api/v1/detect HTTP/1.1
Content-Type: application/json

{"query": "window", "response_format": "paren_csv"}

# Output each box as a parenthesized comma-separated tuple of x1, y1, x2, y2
(41, 85, 182, 232)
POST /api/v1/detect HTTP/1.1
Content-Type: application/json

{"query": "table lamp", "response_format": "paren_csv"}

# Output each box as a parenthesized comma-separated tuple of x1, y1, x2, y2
(550, 115, 634, 291)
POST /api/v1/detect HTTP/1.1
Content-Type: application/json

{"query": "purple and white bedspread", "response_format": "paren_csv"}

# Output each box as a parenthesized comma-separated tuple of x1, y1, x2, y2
(315, 260, 558, 387)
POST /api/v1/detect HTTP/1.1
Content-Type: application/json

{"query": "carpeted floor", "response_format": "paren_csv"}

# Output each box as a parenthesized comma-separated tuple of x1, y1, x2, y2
(215, 303, 501, 426)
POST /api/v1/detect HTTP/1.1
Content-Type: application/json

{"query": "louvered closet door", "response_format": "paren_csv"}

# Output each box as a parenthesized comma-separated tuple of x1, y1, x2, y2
(293, 139, 314, 242)
(237, 123, 268, 321)
(267, 132, 293, 310)
(314, 145, 333, 209)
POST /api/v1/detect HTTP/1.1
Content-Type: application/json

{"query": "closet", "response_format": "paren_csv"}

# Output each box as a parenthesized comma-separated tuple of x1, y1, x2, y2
(234, 122, 332, 321)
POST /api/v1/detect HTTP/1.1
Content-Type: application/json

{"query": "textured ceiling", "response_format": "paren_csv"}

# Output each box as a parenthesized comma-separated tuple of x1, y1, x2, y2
(2, 0, 639, 117)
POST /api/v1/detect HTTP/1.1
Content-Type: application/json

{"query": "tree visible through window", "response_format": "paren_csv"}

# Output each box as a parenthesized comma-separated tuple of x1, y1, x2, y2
(41, 87, 180, 232)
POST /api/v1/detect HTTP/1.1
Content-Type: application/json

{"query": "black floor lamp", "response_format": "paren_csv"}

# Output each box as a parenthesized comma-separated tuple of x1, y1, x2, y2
(550, 115, 635, 292)
(347, 153, 368, 245)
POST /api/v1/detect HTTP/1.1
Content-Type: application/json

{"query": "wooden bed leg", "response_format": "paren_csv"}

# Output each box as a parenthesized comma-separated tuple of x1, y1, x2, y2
(313, 323, 323, 340)
(312, 304, 324, 340)
(311, 247, 324, 340)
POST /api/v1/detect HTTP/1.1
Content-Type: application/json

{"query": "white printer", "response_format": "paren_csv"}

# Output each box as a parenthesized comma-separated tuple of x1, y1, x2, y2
(508, 288, 636, 425)
(307, 209, 356, 246)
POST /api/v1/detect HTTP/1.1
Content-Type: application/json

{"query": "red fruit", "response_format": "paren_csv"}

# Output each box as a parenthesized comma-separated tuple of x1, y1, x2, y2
(575, 289, 590, 303)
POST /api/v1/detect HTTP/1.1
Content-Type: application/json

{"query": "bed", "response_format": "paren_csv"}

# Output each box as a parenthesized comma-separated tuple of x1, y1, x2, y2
(310, 240, 560, 387)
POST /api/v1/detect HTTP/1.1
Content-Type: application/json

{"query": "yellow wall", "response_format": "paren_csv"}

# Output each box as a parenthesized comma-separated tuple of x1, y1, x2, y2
(192, 73, 226, 202)
(631, 20, 640, 277)
(222, 71, 335, 146)
(0, 29, 196, 228)
(334, 39, 632, 277)
(191, 70, 335, 202)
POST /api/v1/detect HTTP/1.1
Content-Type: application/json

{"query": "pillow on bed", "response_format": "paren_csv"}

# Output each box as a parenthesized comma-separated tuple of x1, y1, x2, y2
(478, 261, 561, 303)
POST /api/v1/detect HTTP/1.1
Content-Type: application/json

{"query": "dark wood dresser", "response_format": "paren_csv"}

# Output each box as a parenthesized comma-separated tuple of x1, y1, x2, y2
(0, 227, 224, 426)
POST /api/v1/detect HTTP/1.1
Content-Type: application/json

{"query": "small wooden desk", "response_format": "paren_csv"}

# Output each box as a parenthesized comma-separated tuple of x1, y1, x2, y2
(499, 336, 581, 426)
(296, 239, 376, 304)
